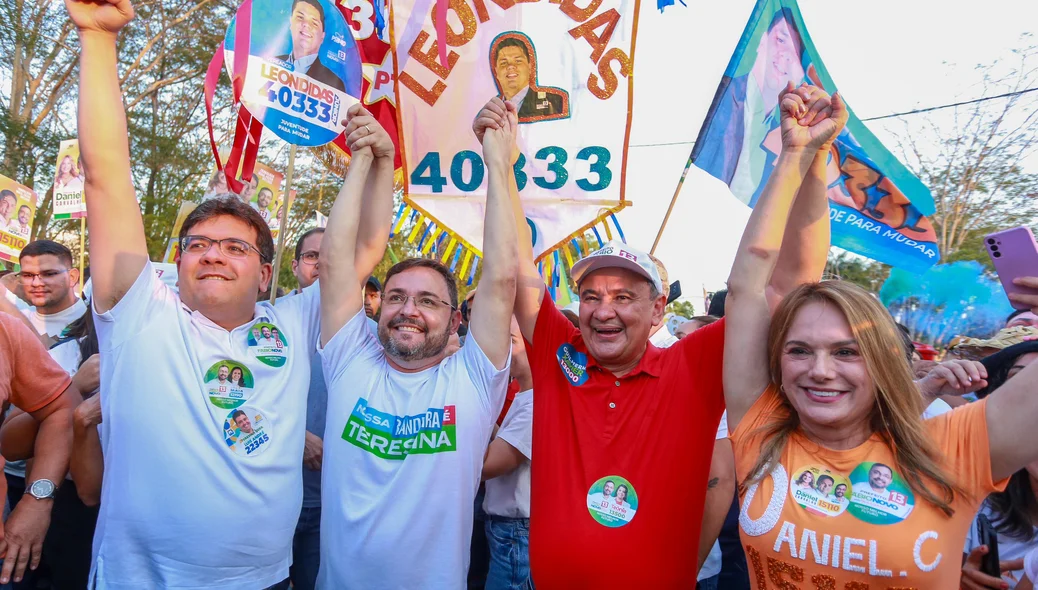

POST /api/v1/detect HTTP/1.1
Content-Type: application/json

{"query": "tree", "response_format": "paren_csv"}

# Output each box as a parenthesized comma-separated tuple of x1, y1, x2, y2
(896, 47, 1038, 269)
(666, 300, 695, 319)
(824, 249, 889, 293)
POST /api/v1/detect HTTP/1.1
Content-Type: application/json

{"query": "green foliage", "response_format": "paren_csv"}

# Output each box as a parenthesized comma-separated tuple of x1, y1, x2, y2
(666, 300, 695, 319)
(825, 249, 890, 293)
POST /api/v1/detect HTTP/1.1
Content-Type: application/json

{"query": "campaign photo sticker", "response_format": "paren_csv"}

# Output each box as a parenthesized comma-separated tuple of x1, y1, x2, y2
(204, 360, 254, 409)
(847, 461, 916, 525)
(248, 322, 288, 367)
(586, 475, 638, 528)
(556, 343, 588, 386)
(789, 464, 851, 518)
(223, 406, 273, 457)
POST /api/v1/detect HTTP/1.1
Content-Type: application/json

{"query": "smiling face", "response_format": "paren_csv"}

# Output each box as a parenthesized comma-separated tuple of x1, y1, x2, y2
(615, 485, 628, 502)
(0, 195, 15, 220)
(796, 471, 813, 487)
(262, 326, 272, 339)
(602, 481, 615, 497)
(834, 484, 847, 498)
(578, 268, 664, 375)
(868, 464, 892, 491)
(378, 267, 460, 365)
(763, 18, 803, 92)
(290, 1, 325, 59)
(234, 413, 254, 434)
(230, 367, 243, 383)
(217, 365, 229, 381)
(816, 477, 833, 495)
(495, 44, 531, 100)
(256, 188, 274, 209)
(177, 215, 271, 318)
(780, 300, 875, 434)
(59, 155, 73, 176)
(18, 206, 30, 225)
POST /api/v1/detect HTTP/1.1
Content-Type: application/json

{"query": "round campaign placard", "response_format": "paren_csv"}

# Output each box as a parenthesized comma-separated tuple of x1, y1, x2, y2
(204, 360, 255, 409)
(586, 475, 638, 527)
(846, 461, 916, 525)
(223, 406, 273, 457)
(223, 0, 362, 146)
(248, 322, 289, 367)
(788, 464, 852, 518)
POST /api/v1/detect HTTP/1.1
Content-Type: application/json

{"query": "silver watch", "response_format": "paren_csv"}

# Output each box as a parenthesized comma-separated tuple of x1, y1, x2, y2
(24, 479, 57, 500)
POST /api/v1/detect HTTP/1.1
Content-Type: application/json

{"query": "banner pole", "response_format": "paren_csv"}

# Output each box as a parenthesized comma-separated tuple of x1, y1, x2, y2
(268, 144, 297, 303)
(78, 216, 86, 294)
(650, 153, 694, 255)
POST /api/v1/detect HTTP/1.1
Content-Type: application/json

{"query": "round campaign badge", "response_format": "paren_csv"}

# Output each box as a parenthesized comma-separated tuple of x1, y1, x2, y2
(556, 343, 589, 386)
(586, 475, 638, 527)
(203, 361, 255, 409)
(846, 461, 916, 525)
(248, 322, 288, 367)
(223, 406, 273, 457)
(788, 464, 852, 518)
(223, 0, 362, 146)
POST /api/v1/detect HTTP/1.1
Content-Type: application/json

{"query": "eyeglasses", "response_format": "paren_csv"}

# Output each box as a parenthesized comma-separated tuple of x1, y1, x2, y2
(382, 292, 456, 312)
(19, 269, 69, 284)
(180, 235, 268, 262)
(297, 251, 319, 266)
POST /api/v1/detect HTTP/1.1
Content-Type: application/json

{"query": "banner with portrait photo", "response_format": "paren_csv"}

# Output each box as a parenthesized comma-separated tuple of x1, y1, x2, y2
(162, 202, 199, 263)
(691, 0, 939, 272)
(223, 0, 364, 147)
(53, 139, 86, 220)
(391, 0, 639, 260)
(0, 175, 38, 262)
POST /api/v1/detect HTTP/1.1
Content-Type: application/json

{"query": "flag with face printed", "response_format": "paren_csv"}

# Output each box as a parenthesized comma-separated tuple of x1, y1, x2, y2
(691, 0, 939, 271)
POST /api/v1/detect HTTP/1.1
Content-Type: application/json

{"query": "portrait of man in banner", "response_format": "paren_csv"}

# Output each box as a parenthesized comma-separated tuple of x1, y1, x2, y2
(696, 8, 805, 207)
(489, 32, 570, 124)
(275, 0, 348, 93)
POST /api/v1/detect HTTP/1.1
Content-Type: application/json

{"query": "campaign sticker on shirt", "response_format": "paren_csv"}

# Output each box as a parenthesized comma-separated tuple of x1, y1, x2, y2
(586, 475, 638, 527)
(846, 461, 916, 525)
(248, 322, 288, 367)
(788, 464, 851, 517)
(223, 406, 273, 457)
(556, 344, 588, 386)
(204, 361, 254, 409)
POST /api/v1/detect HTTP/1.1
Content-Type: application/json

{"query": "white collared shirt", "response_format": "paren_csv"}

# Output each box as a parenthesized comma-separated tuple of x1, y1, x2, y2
(90, 262, 320, 589)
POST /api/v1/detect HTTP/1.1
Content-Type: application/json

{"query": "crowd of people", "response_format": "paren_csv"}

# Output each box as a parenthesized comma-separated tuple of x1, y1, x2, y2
(0, 0, 1036, 589)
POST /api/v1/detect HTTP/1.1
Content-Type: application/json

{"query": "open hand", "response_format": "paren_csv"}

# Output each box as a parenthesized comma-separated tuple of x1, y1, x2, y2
(341, 104, 393, 160)
(916, 359, 988, 400)
(0, 499, 53, 584)
(779, 82, 848, 153)
(64, 0, 135, 36)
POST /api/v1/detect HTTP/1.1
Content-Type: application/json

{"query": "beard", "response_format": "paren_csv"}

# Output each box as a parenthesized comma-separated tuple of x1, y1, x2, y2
(379, 316, 451, 362)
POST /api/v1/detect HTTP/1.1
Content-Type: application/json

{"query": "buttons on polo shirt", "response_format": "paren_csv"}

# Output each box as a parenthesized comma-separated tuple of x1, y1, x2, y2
(614, 381, 620, 386)
(609, 402, 616, 409)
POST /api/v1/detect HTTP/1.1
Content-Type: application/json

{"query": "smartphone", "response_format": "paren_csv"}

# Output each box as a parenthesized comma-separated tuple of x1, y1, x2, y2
(977, 513, 1001, 578)
(985, 227, 1038, 310)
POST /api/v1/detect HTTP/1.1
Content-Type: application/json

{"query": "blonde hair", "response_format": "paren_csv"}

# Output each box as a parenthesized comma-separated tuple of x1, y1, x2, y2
(743, 281, 968, 517)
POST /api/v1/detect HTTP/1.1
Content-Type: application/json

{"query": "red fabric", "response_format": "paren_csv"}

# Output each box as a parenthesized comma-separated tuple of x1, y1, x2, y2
(526, 295, 726, 588)
(496, 380, 520, 426)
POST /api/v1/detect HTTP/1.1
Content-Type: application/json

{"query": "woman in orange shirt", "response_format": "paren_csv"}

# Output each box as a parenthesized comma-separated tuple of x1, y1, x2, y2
(723, 81, 1038, 589)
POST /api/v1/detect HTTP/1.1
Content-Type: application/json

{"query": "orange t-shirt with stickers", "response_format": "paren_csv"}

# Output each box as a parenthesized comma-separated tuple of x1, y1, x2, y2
(731, 387, 1004, 590)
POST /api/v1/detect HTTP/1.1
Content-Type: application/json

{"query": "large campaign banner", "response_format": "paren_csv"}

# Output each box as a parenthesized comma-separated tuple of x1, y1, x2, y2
(692, 0, 939, 272)
(53, 139, 87, 220)
(391, 0, 639, 260)
(224, 0, 364, 147)
(0, 175, 38, 262)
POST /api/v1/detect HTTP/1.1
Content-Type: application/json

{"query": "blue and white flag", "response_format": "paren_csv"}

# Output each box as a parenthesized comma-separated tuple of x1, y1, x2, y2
(692, 0, 939, 271)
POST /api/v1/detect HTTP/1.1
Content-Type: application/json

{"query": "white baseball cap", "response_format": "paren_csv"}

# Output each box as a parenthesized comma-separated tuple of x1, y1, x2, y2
(570, 240, 664, 295)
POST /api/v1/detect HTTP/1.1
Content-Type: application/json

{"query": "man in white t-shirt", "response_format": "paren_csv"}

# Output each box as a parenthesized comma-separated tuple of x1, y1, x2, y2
(481, 318, 534, 590)
(17, 240, 88, 338)
(316, 97, 519, 589)
(66, 1, 395, 586)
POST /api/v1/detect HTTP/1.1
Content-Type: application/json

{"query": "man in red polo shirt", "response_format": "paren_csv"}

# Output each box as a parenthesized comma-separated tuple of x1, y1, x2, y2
(472, 96, 828, 587)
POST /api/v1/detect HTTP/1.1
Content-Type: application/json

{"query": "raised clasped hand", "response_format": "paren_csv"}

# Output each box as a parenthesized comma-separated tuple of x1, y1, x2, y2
(64, 0, 135, 36)
(475, 98, 519, 169)
(341, 104, 394, 160)
(779, 82, 848, 153)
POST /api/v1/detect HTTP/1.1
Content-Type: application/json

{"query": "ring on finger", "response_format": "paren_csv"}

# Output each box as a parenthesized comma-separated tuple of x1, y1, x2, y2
(364, 124, 370, 135)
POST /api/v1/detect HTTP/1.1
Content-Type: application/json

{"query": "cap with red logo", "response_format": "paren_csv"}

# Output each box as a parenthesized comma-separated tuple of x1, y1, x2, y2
(570, 241, 663, 295)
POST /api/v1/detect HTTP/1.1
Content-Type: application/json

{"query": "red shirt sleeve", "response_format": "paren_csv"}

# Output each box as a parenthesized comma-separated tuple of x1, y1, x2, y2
(525, 289, 580, 369)
(669, 317, 726, 406)
(0, 313, 71, 413)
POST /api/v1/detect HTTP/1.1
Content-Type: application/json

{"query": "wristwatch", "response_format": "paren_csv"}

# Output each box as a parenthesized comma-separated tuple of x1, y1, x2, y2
(24, 479, 57, 500)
